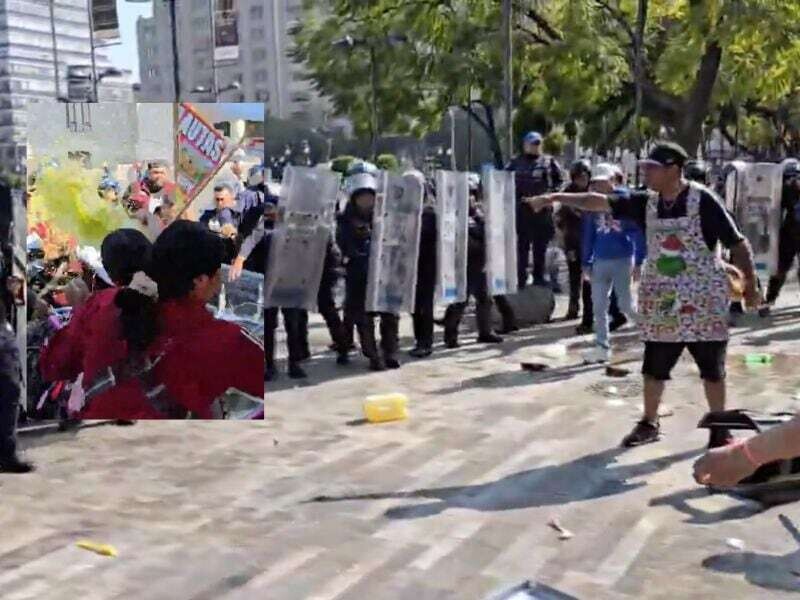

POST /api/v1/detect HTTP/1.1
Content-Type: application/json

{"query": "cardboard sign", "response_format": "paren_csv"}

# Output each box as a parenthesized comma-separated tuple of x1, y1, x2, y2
(175, 103, 227, 202)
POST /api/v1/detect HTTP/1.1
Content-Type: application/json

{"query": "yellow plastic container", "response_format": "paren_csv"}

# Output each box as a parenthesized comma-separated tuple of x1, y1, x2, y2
(363, 393, 408, 423)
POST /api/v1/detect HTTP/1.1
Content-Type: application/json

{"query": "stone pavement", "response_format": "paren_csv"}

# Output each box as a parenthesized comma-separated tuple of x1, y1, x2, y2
(4, 287, 800, 599)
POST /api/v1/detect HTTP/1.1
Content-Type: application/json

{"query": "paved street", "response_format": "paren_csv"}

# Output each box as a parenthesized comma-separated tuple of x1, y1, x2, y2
(4, 286, 800, 599)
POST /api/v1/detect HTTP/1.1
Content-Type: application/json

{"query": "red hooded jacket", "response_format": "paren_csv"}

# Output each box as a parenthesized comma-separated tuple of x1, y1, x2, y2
(39, 288, 263, 419)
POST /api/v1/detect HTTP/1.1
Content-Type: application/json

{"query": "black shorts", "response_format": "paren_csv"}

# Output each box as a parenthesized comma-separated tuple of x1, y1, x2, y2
(642, 341, 728, 382)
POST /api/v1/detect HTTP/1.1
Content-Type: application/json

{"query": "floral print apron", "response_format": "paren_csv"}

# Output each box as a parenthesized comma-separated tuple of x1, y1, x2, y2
(639, 182, 729, 343)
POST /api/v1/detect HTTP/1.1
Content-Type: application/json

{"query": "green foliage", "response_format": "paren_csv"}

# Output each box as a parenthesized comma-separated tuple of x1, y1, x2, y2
(330, 155, 357, 174)
(294, 1, 800, 155)
(375, 153, 400, 171)
(542, 127, 567, 156)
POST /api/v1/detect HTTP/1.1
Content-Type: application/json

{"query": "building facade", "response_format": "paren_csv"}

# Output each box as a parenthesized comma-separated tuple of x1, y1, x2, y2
(0, 0, 134, 171)
(136, 0, 328, 124)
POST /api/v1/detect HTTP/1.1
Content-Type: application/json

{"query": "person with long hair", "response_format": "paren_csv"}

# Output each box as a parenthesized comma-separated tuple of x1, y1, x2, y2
(40, 221, 263, 419)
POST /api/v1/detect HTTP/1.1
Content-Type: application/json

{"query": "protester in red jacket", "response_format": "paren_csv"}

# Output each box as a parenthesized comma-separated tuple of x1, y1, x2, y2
(40, 222, 263, 419)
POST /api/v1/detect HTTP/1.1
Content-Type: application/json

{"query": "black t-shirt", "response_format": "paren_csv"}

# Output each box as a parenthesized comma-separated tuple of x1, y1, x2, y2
(609, 185, 744, 252)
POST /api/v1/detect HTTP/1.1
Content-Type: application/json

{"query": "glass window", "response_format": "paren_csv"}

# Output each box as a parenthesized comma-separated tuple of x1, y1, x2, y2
(251, 28, 264, 39)
(252, 48, 267, 61)
(254, 70, 268, 82)
(250, 5, 263, 19)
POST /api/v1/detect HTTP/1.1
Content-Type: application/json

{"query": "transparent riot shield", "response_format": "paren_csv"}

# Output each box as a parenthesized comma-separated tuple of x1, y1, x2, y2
(434, 170, 469, 304)
(264, 165, 341, 309)
(365, 172, 424, 313)
(482, 167, 518, 295)
(734, 163, 783, 275)
(723, 161, 748, 215)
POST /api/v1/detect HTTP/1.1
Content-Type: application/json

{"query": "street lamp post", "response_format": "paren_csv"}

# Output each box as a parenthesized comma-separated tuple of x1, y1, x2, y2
(49, 0, 60, 98)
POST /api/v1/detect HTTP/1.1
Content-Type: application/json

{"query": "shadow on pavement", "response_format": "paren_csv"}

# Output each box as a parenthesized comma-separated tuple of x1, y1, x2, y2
(307, 446, 703, 519)
(702, 514, 800, 593)
(649, 487, 765, 524)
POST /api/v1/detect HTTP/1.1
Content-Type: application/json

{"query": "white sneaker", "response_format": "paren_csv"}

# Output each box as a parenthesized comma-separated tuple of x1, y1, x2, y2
(583, 345, 610, 364)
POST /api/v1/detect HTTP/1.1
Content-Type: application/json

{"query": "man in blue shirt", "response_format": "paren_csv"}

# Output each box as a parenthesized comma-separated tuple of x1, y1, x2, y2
(581, 164, 645, 363)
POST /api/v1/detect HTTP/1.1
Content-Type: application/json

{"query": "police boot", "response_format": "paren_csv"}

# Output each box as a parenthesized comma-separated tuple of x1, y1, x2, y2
(475, 300, 502, 344)
(0, 455, 34, 474)
(443, 304, 462, 348)
(380, 314, 401, 369)
(358, 317, 384, 371)
(288, 361, 307, 379)
(495, 296, 519, 334)
(766, 275, 785, 305)
(264, 329, 277, 381)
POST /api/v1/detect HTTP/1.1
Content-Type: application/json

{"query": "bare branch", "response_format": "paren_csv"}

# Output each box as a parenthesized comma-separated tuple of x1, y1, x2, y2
(594, 0, 636, 46)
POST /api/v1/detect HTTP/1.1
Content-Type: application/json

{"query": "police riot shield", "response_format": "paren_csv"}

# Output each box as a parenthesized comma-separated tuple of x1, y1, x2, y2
(482, 167, 518, 295)
(365, 172, 424, 314)
(727, 162, 783, 275)
(264, 165, 341, 310)
(434, 170, 469, 304)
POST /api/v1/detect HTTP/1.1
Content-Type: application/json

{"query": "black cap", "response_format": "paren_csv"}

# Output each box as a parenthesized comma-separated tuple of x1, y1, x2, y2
(569, 159, 592, 177)
(639, 142, 689, 168)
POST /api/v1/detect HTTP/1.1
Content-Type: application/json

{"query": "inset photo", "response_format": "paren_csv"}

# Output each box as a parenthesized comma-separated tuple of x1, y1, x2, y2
(25, 102, 265, 421)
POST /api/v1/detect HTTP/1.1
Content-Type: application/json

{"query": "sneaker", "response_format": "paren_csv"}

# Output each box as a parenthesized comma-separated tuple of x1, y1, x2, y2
(708, 427, 734, 449)
(408, 346, 432, 358)
(444, 338, 460, 349)
(0, 456, 34, 474)
(288, 362, 307, 379)
(477, 333, 503, 344)
(575, 323, 593, 335)
(369, 358, 386, 371)
(609, 316, 628, 332)
(336, 353, 350, 365)
(583, 345, 610, 364)
(621, 419, 661, 447)
(385, 357, 401, 369)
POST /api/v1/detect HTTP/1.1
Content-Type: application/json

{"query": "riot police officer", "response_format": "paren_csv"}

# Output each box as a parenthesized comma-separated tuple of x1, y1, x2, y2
(337, 172, 400, 370)
(443, 181, 514, 346)
(0, 295, 29, 473)
(507, 131, 563, 289)
(765, 161, 800, 306)
(410, 177, 438, 358)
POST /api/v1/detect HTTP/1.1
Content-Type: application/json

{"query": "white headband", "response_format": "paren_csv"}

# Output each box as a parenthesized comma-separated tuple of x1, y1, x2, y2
(128, 271, 158, 299)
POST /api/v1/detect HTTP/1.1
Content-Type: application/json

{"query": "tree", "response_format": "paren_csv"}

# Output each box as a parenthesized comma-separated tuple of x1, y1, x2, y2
(294, 1, 800, 163)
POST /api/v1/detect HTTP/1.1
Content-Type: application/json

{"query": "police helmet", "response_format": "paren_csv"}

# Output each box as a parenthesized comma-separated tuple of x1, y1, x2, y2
(684, 159, 710, 183)
(467, 172, 481, 191)
(347, 172, 378, 197)
(97, 176, 121, 196)
(346, 160, 379, 177)
(248, 164, 265, 187)
(569, 159, 592, 178)
(783, 160, 800, 181)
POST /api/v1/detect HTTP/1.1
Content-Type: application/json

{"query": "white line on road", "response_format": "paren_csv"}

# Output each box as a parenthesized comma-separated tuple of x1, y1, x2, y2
(592, 513, 661, 586)
(409, 520, 485, 571)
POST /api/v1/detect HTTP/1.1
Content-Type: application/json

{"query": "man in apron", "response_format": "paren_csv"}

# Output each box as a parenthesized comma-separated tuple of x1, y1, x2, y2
(526, 142, 761, 448)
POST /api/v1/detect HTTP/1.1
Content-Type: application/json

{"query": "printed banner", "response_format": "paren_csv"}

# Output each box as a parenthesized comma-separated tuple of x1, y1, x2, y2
(214, 0, 240, 62)
(175, 103, 228, 202)
(91, 0, 120, 41)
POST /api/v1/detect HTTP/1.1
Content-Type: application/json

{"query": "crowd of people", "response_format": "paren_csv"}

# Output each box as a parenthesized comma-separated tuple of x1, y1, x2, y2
(23, 155, 264, 430)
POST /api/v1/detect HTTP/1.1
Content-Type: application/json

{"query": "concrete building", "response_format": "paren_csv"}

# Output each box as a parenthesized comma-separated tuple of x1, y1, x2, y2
(0, 0, 135, 171)
(136, 0, 328, 124)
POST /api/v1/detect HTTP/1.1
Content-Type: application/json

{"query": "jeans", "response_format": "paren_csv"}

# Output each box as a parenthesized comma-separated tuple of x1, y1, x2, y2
(591, 257, 635, 349)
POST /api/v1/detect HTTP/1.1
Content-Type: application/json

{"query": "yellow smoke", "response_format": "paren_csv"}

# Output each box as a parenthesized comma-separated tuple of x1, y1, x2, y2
(28, 162, 140, 247)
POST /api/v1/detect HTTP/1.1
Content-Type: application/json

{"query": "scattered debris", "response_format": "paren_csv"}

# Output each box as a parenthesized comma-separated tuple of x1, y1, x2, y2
(606, 386, 619, 396)
(726, 538, 745, 551)
(540, 344, 567, 359)
(520, 362, 549, 372)
(605, 366, 631, 378)
(363, 393, 408, 423)
(273, 439, 279, 446)
(547, 517, 574, 540)
(605, 399, 626, 407)
(658, 407, 675, 418)
(744, 353, 773, 365)
(76, 540, 117, 557)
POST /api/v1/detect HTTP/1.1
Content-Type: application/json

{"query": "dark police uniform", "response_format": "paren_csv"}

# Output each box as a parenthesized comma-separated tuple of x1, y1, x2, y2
(766, 179, 800, 304)
(0, 318, 23, 463)
(337, 202, 399, 369)
(443, 206, 515, 344)
(412, 205, 437, 352)
(507, 153, 563, 288)
(200, 207, 241, 264)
